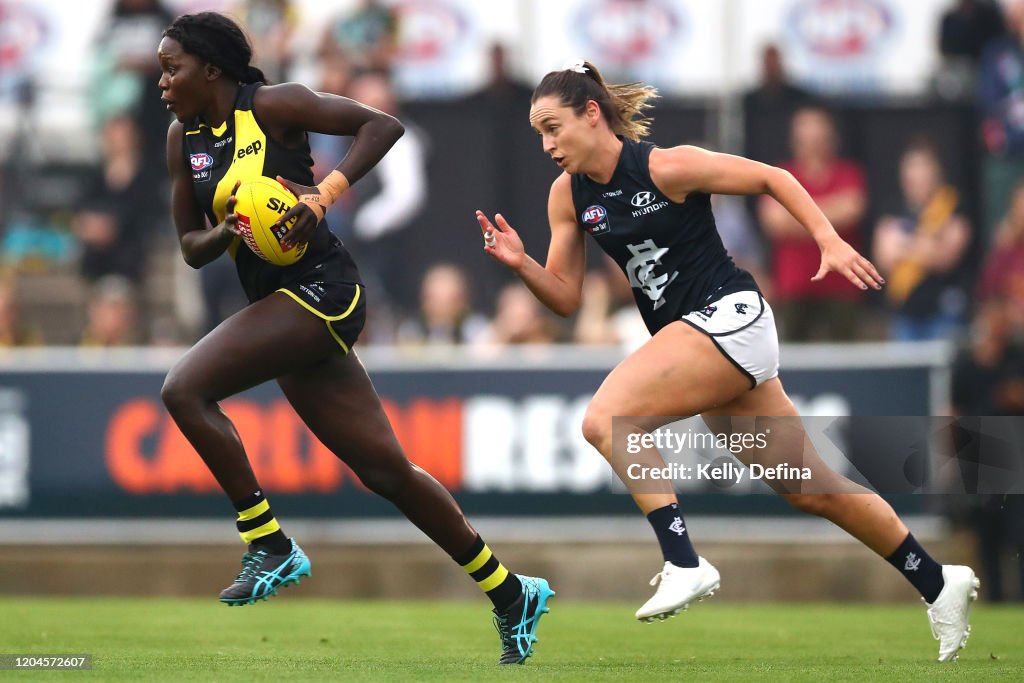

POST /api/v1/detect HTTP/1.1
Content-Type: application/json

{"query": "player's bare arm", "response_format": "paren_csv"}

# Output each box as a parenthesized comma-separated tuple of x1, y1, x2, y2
(255, 84, 404, 247)
(650, 145, 884, 291)
(166, 120, 241, 268)
(476, 172, 586, 317)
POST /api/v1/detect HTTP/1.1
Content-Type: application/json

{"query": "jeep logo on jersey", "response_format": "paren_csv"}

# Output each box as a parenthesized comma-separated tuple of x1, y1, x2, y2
(582, 205, 607, 224)
(237, 140, 263, 159)
(190, 153, 214, 171)
(625, 239, 679, 311)
(631, 191, 655, 207)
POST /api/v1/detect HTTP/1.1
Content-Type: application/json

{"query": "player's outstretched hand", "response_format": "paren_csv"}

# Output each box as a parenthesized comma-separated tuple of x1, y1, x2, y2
(219, 180, 243, 238)
(476, 210, 525, 271)
(274, 176, 319, 249)
(812, 235, 885, 291)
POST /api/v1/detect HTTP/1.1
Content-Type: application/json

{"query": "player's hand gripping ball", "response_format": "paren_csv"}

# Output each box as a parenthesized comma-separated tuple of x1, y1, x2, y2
(233, 177, 307, 266)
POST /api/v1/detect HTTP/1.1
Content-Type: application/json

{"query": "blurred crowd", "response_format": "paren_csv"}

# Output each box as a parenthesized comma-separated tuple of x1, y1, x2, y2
(0, 0, 1020, 601)
(0, 0, 1021, 363)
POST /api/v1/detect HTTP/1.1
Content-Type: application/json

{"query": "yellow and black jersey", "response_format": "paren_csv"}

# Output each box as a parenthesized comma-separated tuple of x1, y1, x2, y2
(180, 82, 362, 304)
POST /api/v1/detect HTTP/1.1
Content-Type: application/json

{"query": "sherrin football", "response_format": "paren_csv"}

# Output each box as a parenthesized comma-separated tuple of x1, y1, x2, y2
(233, 176, 307, 266)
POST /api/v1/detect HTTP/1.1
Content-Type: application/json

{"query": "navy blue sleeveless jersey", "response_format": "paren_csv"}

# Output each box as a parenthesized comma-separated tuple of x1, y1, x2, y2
(570, 138, 758, 334)
(181, 82, 362, 303)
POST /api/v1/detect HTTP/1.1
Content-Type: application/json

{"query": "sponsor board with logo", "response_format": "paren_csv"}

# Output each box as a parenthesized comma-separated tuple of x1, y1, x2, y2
(734, 0, 950, 94)
(527, 0, 725, 96)
(0, 346, 947, 518)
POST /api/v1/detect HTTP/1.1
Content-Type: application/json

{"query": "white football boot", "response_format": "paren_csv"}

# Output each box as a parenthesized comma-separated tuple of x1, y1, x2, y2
(635, 557, 720, 622)
(925, 565, 980, 662)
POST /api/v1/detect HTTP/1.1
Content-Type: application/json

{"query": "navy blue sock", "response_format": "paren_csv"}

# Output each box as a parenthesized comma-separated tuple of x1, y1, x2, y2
(647, 502, 698, 568)
(886, 532, 945, 603)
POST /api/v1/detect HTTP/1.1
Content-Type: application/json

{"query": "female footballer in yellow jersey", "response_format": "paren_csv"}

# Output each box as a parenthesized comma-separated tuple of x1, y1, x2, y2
(158, 12, 551, 664)
(477, 60, 978, 662)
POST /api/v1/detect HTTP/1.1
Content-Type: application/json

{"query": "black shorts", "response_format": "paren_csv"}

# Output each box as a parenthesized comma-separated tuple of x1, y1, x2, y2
(276, 281, 365, 353)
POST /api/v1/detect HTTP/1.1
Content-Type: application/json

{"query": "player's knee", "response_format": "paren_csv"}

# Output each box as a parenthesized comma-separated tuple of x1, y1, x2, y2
(353, 459, 414, 499)
(786, 493, 838, 518)
(160, 373, 194, 417)
(581, 409, 612, 457)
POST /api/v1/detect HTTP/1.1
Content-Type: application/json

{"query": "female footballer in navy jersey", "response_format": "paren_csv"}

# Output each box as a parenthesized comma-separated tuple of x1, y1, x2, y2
(158, 12, 551, 664)
(476, 60, 978, 662)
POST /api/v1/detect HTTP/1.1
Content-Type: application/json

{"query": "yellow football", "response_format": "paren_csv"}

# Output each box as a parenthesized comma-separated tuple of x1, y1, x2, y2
(233, 177, 307, 266)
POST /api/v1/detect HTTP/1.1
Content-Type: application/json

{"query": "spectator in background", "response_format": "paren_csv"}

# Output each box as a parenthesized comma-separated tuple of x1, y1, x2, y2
(472, 42, 534, 107)
(978, 178, 1024, 306)
(979, 0, 1024, 237)
(91, 0, 173, 174)
(757, 104, 867, 341)
(987, 186, 1024, 337)
(234, 0, 298, 84)
(950, 303, 1024, 601)
(743, 43, 810, 114)
(935, 0, 1005, 100)
(714, 194, 770, 300)
(323, 71, 427, 315)
(80, 275, 140, 347)
(573, 256, 648, 352)
(70, 115, 159, 285)
(743, 44, 811, 166)
(318, 0, 399, 73)
(941, 0, 1005, 60)
(397, 263, 487, 345)
(482, 283, 561, 346)
(952, 303, 1024, 416)
(873, 137, 972, 341)
(0, 278, 43, 347)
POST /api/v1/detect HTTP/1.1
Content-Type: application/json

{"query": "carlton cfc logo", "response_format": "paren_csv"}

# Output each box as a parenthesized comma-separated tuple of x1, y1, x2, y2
(582, 205, 607, 224)
(190, 153, 214, 171)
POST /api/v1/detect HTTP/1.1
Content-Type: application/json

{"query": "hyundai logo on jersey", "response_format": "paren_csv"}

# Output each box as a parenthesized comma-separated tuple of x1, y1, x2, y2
(631, 191, 655, 207)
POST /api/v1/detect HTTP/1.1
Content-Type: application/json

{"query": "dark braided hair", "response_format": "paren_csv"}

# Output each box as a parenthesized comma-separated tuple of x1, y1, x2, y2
(163, 12, 267, 84)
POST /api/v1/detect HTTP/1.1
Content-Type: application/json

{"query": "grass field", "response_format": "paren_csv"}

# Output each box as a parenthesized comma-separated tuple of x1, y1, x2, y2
(0, 598, 1021, 681)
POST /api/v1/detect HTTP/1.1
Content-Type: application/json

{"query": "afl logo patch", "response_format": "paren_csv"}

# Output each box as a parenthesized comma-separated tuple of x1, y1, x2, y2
(582, 205, 607, 224)
(581, 205, 610, 235)
(631, 191, 655, 207)
(585, 204, 606, 223)
(190, 153, 214, 171)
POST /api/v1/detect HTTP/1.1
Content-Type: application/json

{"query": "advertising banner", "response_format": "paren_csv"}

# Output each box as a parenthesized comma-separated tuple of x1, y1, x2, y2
(734, 0, 950, 95)
(0, 345, 950, 518)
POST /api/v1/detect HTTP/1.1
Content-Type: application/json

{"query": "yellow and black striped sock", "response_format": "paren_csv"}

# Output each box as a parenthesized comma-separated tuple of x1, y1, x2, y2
(233, 490, 291, 554)
(455, 535, 523, 611)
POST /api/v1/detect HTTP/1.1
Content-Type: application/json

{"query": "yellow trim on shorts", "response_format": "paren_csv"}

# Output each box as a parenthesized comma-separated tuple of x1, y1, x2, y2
(275, 284, 361, 354)
(477, 565, 510, 592)
(240, 518, 281, 544)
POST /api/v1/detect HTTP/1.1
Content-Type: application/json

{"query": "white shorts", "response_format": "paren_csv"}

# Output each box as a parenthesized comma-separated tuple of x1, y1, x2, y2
(680, 290, 780, 387)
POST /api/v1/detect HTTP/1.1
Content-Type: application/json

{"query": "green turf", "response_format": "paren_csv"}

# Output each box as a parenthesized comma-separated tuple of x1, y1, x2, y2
(0, 598, 1020, 681)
